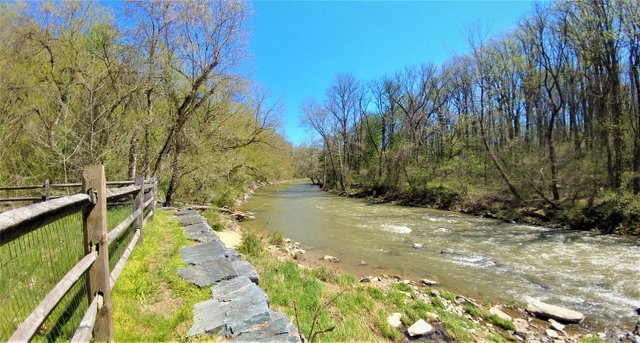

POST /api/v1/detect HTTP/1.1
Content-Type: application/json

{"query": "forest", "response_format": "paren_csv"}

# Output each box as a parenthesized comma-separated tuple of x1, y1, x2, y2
(0, 1, 294, 207)
(298, 0, 640, 234)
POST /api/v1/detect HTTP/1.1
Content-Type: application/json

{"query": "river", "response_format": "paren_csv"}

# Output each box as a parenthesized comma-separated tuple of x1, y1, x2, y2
(239, 181, 640, 330)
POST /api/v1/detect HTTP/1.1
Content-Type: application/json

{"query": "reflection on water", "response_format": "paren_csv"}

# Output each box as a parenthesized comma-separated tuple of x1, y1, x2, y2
(239, 182, 640, 329)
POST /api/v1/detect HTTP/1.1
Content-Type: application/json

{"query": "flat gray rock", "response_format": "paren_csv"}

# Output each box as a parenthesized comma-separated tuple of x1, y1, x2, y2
(180, 241, 228, 264)
(175, 209, 200, 216)
(226, 248, 242, 262)
(526, 300, 585, 323)
(211, 276, 267, 303)
(233, 309, 302, 342)
(186, 231, 220, 243)
(179, 214, 205, 226)
(184, 223, 212, 234)
(178, 256, 237, 287)
(188, 277, 271, 337)
(232, 260, 260, 284)
(184, 223, 220, 243)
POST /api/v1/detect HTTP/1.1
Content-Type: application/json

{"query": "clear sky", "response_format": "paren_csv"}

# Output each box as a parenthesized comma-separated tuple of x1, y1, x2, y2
(242, 1, 537, 146)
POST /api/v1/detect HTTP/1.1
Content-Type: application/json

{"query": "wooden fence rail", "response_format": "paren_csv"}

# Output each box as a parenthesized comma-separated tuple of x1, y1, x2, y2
(0, 180, 136, 203)
(0, 165, 158, 342)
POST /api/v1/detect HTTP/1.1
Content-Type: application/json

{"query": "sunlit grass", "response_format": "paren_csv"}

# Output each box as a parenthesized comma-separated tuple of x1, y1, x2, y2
(111, 210, 211, 341)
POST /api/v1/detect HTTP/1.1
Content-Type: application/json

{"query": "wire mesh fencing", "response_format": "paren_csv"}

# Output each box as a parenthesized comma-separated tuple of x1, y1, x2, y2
(107, 196, 135, 270)
(0, 212, 87, 342)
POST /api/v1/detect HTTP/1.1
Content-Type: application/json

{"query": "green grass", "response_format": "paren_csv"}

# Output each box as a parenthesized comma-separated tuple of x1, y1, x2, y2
(267, 230, 285, 247)
(241, 234, 491, 342)
(111, 211, 211, 341)
(201, 209, 224, 231)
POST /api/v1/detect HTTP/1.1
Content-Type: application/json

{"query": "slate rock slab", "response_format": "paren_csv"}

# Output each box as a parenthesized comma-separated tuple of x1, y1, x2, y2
(175, 209, 200, 216)
(178, 256, 237, 287)
(233, 309, 302, 342)
(188, 277, 271, 337)
(211, 276, 267, 302)
(179, 214, 205, 226)
(226, 248, 242, 262)
(232, 261, 260, 284)
(184, 223, 212, 234)
(180, 241, 228, 265)
(186, 231, 220, 243)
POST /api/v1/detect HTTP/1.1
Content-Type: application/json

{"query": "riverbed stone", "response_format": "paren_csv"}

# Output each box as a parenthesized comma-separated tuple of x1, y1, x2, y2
(526, 300, 585, 323)
(180, 241, 228, 264)
(322, 255, 340, 262)
(421, 278, 439, 286)
(233, 309, 301, 342)
(413, 243, 424, 249)
(490, 306, 513, 322)
(387, 313, 402, 328)
(179, 214, 205, 226)
(549, 319, 565, 331)
(232, 260, 260, 284)
(546, 329, 560, 338)
(407, 319, 433, 337)
(178, 256, 237, 287)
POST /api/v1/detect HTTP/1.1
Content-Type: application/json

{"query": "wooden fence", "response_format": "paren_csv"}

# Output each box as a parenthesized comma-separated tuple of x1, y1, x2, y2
(0, 165, 157, 342)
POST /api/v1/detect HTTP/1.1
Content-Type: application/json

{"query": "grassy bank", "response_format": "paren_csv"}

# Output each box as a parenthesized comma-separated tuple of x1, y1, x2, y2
(110, 211, 211, 341)
(239, 232, 518, 342)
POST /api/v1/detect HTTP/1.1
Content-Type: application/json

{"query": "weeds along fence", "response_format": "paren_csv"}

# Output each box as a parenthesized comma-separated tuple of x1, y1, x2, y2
(0, 165, 158, 342)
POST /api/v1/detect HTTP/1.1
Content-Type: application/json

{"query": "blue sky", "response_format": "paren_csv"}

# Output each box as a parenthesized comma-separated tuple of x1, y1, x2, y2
(242, 1, 537, 146)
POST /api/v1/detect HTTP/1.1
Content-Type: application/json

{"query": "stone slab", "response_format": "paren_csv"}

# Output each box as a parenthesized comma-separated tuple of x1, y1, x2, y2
(212, 276, 267, 303)
(180, 241, 229, 265)
(179, 214, 205, 226)
(175, 209, 200, 216)
(184, 223, 212, 234)
(232, 261, 260, 284)
(233, 309, 302, 342)
(527, 300, 585, 324)
(188, 277, 271, 337)
(226, 248, 242, 262)
(178, 256, 237, 287)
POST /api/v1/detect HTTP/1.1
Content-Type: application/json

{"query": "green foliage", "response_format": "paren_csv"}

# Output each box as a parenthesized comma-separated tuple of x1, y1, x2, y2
(268, 230, 285, 247)
(238, 232, 263, 257)
(201, 209, 224, 231)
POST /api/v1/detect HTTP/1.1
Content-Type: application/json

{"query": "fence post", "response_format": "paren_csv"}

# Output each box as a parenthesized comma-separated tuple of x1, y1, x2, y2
(43, 179, 50, 201)
(82, 165, 114, 342)
(133, 176, 144, 245)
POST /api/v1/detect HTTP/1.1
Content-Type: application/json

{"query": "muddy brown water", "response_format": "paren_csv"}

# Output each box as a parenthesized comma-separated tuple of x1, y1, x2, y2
(239, 181, 640, 330)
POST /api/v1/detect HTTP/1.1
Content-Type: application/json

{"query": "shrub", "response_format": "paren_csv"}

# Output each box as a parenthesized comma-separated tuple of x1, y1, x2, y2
(239, 232, 262, 257)
(268, 231, 285, 247)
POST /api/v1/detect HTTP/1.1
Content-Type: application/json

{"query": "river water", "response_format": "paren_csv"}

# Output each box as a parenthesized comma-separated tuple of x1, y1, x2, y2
(239, 181, 640, 329)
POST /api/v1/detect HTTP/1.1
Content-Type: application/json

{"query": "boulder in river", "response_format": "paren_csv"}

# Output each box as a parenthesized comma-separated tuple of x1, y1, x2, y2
(421, 279, 440, 286)
(322, 255, 340, 263)
(526, 300, 585, 324)
(407, 319, 433, 337)
(413, 243, 424, 249)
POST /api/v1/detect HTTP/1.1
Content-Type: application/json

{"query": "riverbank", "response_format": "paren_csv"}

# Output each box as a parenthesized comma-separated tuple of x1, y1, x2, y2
(325, 184, 640, 236)
(228, 220, 617, 342)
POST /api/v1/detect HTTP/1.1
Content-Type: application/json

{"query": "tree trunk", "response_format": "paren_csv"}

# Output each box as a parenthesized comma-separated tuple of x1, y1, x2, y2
(127, 133, 137, 180)
(164, 136, 183, 207)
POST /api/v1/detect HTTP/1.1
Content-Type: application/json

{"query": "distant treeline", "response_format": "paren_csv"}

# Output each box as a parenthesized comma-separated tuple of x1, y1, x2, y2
(0, 1, 293, 206)
(297, 0, 640, 232)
